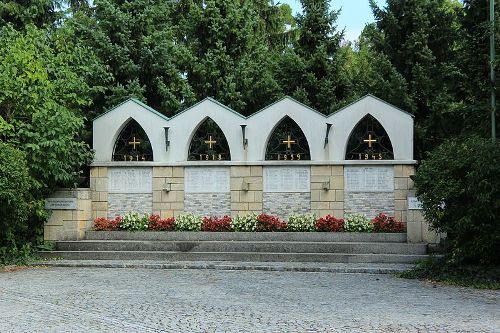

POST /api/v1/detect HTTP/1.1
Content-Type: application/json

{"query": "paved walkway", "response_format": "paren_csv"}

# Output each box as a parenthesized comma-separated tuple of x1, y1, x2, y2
(0, 266, 498, 332)
(33, 259, 416, 274)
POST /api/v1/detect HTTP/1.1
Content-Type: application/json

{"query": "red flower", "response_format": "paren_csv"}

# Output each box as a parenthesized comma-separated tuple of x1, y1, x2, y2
(372, 213, 404, 232)
(315, 215, 344, 232)
(148, 214, 175, 231)
(93, 216, 122, 231)
(256, 214, 287, 232)
(201, 216, 232, 232)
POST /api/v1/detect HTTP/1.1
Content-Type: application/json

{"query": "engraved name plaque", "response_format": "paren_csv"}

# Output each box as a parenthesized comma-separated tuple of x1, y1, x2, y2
(264, 167, 310, 192)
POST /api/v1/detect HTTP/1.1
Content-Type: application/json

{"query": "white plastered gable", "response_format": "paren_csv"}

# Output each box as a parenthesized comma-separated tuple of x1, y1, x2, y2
(326, 95, 414, 161)
(92, 94, 414, 163)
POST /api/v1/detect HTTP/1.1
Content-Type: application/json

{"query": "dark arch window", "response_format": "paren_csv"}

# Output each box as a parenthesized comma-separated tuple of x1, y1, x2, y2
(345, 114, 394, 160)
(112, 119, 153, 161)
(265, 116, 310, 160)
(188, 118, 231, 161)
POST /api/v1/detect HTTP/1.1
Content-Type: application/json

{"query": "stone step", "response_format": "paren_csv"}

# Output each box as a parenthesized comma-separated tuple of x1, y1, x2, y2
(85, 231, 408, 243)
(55, 240, 427, 255)
(37, 251, 428, 263)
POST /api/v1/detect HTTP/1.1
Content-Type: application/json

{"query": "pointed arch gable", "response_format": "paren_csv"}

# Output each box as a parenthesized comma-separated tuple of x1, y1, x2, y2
(344, 114, 394, 160)
(327, 95, 414, 161)
(264, 115, 311, 160)
(112, 118, 154, 161)
(187, 116, 231, 161)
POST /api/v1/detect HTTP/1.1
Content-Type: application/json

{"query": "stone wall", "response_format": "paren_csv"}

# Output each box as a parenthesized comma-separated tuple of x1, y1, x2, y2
(394, 165, 414, 223)
(230, 166, 263, 216)
(185, 193, 231, 216)
(82, 163, 443, 244)
(108, 193, 153, 217)
(44, 188, 91, 241)
(263, 192, 311, 219)
(310, 165, 344, 218)
(152, 166, 184, 218)
(344, 192, 395, 217)
(90, 167, 108, 219)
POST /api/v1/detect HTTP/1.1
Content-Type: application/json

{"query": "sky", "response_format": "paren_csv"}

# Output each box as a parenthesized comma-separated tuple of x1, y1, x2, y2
(281, 0, 386, 42)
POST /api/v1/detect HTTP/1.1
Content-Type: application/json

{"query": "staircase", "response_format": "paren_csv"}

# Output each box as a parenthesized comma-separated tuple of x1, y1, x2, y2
(38, 231, 428, 264)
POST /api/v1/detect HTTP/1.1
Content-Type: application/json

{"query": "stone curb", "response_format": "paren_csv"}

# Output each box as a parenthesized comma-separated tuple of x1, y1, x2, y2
(31, 260, 414, 274)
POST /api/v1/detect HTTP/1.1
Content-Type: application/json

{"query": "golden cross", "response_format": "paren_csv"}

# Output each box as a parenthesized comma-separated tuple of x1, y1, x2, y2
(128, 136, 141, 150)
(363, 134, 377, 148)
(282, 135, 296, 149)
(204, 135, 216, 149)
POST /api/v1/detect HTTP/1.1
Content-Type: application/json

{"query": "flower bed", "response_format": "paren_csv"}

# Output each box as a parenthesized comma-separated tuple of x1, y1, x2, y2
(92, 212, 405, 233)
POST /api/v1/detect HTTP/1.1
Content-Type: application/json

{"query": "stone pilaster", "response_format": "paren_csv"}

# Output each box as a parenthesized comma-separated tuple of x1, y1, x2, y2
(90, 166, 108, 219)
(230, 166, 263, 216)
(152, 166, 185, 218)
(310, 165, 344, 218)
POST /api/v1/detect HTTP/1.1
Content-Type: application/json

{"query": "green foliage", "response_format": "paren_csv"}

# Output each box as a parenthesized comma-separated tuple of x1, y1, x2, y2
(287, 213, 317, 232)
(344, 213, 373, 232)
(368, 0, 467, 157)
(277, 0, 347, 114)
(175, 213, 202, 231)
(414, 136, 500, 264)
(0, 25, 95, 195)
(231, 214, 258, 232)
(0, 143, 34, 262)
(120, 212, 149, 231)
(399, 256, 500, 290)
(0, 0, 61, 29)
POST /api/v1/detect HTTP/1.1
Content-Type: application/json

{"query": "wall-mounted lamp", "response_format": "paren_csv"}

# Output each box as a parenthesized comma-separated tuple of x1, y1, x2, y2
(324, 123, 333, 148)
(163, 182, 171, 192)
(240, 124, 248, 149)
(322, 181, 330, 191)
(164, 126, 170, 151)
(241, 181, 250, 192)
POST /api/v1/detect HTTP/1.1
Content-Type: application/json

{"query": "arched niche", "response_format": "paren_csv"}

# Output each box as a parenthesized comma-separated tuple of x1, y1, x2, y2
(112, 119, 154, 161)
(265, 116, 310, 160)
(188, 117, 231, 161)
(345, 114, 394, 160)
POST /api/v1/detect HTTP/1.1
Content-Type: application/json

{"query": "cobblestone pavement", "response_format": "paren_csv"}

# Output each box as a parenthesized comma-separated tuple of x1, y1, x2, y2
(0, 267, 498, 333)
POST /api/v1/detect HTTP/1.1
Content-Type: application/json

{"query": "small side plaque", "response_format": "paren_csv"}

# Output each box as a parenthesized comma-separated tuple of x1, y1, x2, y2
(408, 197, 423, 210)
(45, 198, 77, 210)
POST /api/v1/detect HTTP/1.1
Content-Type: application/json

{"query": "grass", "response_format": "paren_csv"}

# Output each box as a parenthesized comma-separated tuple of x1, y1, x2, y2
(398, 256, 500, 290)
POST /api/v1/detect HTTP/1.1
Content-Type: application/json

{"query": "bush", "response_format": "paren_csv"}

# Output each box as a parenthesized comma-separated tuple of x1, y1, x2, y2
(315, 215, 344, 232)
(93, 216, 122, 231)
(256, 214, 287, 232)
(344, 213, 373, 232)
(120, 212, 149, 231)
(202, 216, 232, 232)
(399, 256, 500, 290)
(287, 214, 317, 231)
(231, 214, 258, 232)
(148, 215, 175, 231)
(372, 213, 404, 233)
(414, 136, 500, 264)
(175, 213, 202, 231)
(0, 143, 32, 261)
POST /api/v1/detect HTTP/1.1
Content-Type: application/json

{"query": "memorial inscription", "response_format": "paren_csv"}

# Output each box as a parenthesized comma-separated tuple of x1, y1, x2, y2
(108, 167, 153, 193)
(344, 166, 393, 192)
(264, 167, 310, 192)
(185, 167, 230, 193)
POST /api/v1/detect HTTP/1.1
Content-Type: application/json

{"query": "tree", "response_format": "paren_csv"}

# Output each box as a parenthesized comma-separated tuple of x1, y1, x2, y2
(0, 25, 94, 196)
(369, 0, 466, 158)
(66, 0, 197, 117)
(414, 136, 500, 264)
(459, 0, 500, 137)
(0, 143, 32, 264)
(277, 0, 347, 114)
(172, 0, 282, 116)
(340, 24, 413, 110)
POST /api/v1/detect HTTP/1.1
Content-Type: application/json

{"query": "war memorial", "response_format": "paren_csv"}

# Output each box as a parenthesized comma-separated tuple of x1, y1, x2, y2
(42, 94, 439, 251)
